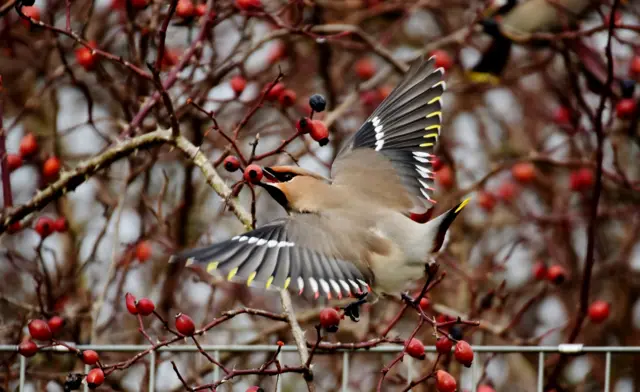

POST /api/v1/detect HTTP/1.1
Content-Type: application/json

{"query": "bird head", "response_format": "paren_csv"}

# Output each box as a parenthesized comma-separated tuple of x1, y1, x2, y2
(256, 166, 331, 212)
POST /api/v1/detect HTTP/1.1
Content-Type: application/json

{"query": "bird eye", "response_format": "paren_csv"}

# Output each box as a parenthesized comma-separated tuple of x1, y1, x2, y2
(282, 173, 294, 181)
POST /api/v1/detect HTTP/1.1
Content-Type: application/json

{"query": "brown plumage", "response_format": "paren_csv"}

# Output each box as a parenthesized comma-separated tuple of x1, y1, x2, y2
(171, 57, 470, 302)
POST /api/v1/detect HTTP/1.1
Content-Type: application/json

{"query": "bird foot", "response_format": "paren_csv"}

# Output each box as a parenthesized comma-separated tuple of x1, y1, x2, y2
(342, 292, 368, 322)
(400, 292, 419, 308)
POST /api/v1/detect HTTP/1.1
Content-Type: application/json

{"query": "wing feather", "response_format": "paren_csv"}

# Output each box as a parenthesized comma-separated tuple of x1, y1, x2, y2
(333, 56, 446, 209)
(172, 216, 370, 300)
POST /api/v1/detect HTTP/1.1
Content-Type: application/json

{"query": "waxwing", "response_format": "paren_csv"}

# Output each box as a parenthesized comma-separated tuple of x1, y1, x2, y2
(171, 57, 469, 305)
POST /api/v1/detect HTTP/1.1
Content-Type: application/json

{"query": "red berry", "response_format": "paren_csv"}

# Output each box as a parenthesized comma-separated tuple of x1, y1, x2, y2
(19, 133, 38, 157)
(129, 0, 149, 8)
(569, 168, 594, 192)
(21, 6, 40, 27)
(47, 316, 64, 336)
(588, 300, 610, 324)
(431, 49, 453, 71)
(223, 155, 241, 172)
(532, 261, 547, 281)
(35, 216, 54, 238)
(276, 340, 284, 346)
(125, 293, 138, 315)
(136, 298, 155, 316)
(161, 49, 179, 69)
(435, 370, 457, 392)
(496, 181, 518, 202)
(319, 308, 340, 332)
(616, 98, 637, 119)
(86, 368, 105, 389)
(360, 90, 382, 108)
(243, 164, 263, 183)
(278, 89, 297, 107)
(355, 58, 376, 80)
(18, 340, 38, 357)
(419, 297, 430, 311)
(630, 56, 640, 76)
(245, 387, 264, 392)
(511, 162, 536, 183)
(52, 217, 68, 232)
(553, 106, 571, 125)
(309, 120, 329, 146)
(75, 43, 97, 71)
(175, 313, 196, 336)
(6, 154, 23, 171)
(477, 191, 495, 212)
(43, 156, 61, 179)
(405, 338, 425, 360)
(82, 350, 100, 365)
(263, 82, 285, 101)
(376, 85, 392, 101)
(436, 165, 454, 189)
(296, 117, 310, 134)
(28, 319, 52, 341)
(111, 0, 125, 9)
(230, 76, 246, 95)
(431, 156, 444, 171)
(8, 222, 22, 234)
(546, 265, 566, 285)
(194, 3, 210, 16)
(478, 384, 496, 392)
(435, 336, 453, 354)
(135, 241, 152, 262)
(176, 0, 195, 17)
(235, 0, 262, 11)
(454, 340, 474, 367)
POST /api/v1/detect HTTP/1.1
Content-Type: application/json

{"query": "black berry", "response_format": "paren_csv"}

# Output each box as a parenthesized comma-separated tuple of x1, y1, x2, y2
(309, 94, 327, 112)
(449, 325, 464, 340)
(620, 79, 636, 99)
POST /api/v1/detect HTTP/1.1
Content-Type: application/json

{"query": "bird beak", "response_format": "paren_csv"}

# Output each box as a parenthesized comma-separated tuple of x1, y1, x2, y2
(262, 167, 279, 183)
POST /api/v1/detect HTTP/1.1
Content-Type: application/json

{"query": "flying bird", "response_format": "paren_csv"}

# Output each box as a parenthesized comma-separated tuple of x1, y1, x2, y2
(171, 57, 469, 312)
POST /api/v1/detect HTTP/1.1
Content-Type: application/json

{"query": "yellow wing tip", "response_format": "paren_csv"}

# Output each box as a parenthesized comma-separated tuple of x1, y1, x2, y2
(455, 197, 472, 213)
(247, 271, 257, 286)
(227, 267, 238, 281)
(265, 276, 274, 289)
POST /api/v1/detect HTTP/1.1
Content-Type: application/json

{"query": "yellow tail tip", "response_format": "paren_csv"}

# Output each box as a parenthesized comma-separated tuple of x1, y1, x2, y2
(466, 71, 501, 85)
(455, 197, 472, 213)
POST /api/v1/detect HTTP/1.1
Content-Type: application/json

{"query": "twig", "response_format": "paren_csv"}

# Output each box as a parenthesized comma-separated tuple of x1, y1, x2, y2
(545, 1, 620, 387)
(0, 129, 252, 234)
(147, 63, 181, 137)
(0, 75, 12, 208)
(279, 289, 315, 390)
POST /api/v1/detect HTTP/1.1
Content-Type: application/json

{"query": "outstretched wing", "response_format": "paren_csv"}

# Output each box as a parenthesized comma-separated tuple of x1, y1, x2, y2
(333, 56, 446, 208)
(171, 216, 371, 300)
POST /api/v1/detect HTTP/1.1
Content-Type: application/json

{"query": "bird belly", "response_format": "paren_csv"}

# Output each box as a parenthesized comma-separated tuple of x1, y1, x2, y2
(369, 255, 425, 294)
(365, 212, 430, 294)
(366, 241, 425, 295)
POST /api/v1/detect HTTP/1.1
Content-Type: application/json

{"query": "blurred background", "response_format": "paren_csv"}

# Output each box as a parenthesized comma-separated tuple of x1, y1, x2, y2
(1, 0, 640, 390)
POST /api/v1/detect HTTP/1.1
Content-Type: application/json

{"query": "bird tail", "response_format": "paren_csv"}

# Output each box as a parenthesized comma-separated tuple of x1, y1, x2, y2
(466, 33, 512, 85)
(425, 198, 471, 253)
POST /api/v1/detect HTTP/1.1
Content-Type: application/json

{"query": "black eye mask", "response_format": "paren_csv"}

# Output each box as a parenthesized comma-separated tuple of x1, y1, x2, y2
(256, 182, 289, 210)
(264, 167, 298, 182)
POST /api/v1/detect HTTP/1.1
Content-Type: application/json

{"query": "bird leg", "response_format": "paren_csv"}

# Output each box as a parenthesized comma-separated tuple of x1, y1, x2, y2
(342, 291, 369, 322)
